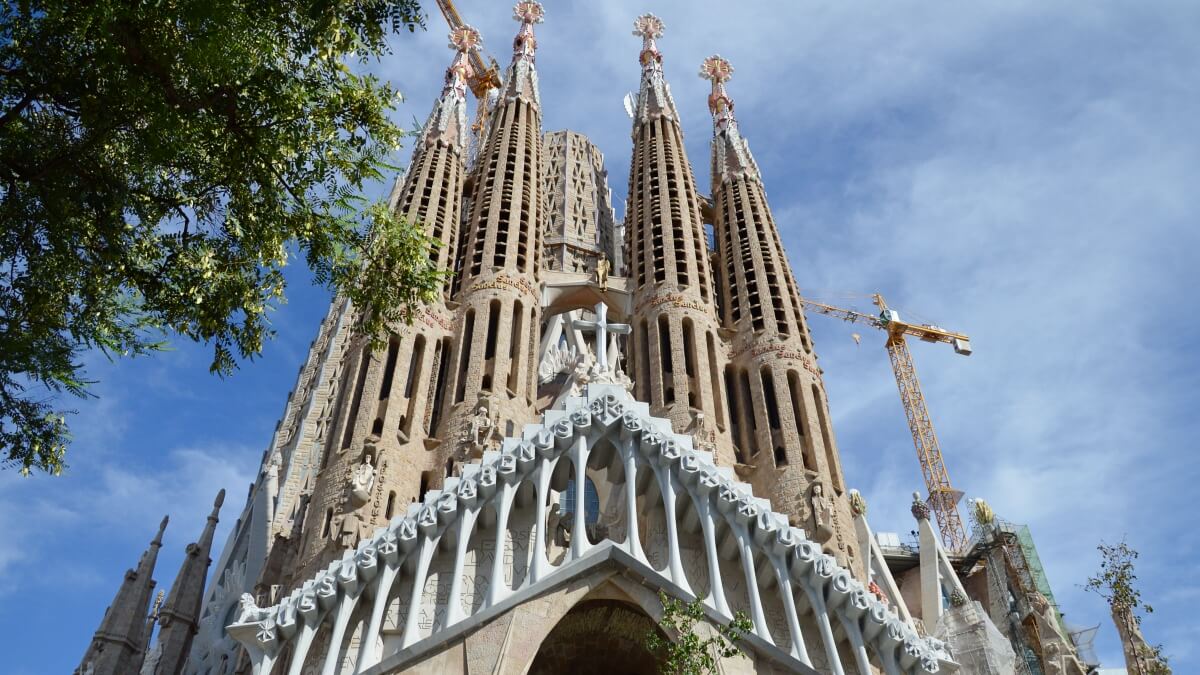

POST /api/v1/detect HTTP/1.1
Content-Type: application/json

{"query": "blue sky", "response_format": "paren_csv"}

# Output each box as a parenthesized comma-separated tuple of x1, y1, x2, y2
(3, 1, 1198, 672)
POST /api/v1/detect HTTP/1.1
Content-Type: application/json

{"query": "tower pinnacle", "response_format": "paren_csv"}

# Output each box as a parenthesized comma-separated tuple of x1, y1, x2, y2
(699, 54, 735, 128)
(76, 517, 168, 674)
(501, 2, 544, 106)
(512, 1, 544, 60)
(700, 55, 759, 183)
(633, 13, 665, 69)
(421, 26, 482, 152)
(446, 25, 480, 99)
(630, 14, 678, 124)
(151, 489, 225, 675)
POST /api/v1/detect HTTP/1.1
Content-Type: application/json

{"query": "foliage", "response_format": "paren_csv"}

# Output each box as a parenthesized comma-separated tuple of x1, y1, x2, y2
(0, 0, 447, 475)
(645, 591, 752, 675)
(1085, 539, 1171, 674)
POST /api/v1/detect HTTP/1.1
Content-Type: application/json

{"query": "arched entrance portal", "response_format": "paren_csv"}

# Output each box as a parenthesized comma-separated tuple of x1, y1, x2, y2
(528, 600, 666, 675)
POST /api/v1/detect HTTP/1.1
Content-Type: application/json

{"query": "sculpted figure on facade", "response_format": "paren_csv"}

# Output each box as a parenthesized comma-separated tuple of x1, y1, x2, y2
(810, 482, 835, 541)
(463, 398, 500, 455)
(235, 593, 269, 625)
(334, 510, 364, 549)
(594, 252, 611, 291)
(350, 451, 376, 505)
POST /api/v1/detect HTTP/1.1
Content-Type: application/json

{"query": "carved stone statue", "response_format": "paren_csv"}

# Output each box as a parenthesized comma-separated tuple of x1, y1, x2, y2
(595, 253, 611, 291)
(810, 483, 834, 541)
(266, 450, 282, 481)
(848, 489, 868, 518)
(235, 593, 268, 624)
(334, 511, 364, 549)
(464, 400, 497, 449)
(349, 453, 376, 505)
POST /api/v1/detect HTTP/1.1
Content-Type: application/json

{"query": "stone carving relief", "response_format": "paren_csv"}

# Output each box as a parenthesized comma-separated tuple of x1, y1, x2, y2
(349, 454, 376, 506)
(334, 510, 365, 550)
(809, 482, 834, 542)
(462, 396, 501, 456)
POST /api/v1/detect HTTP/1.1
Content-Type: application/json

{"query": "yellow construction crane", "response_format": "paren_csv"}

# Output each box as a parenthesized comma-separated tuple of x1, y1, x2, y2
(801, 294, 973, 551)
(434, 0, 502, 148)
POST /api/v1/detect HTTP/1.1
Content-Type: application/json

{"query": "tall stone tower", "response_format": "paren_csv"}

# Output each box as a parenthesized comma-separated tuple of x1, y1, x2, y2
(288, 25, 479, 581)
(700, 55, 856, 566)
(623, 15, 735, 466)
(438, 2, 547, 467)
(543, 130, 622, 275)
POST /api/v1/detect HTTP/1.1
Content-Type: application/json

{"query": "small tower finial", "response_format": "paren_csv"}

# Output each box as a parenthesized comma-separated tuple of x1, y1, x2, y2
(633, 14, 665, 69)
(153, 515, 169, 546)
(210, 488, 226, 519)
(512, 2, 544, 60)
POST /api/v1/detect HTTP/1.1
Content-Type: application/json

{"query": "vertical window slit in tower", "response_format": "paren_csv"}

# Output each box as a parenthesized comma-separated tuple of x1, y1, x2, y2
(812, 383, 842, 493)
(321, 508, 334, 538)
(658, 315, 674, 404)
(738, 369, 756, 455)
(482, 300, 501, 392)
(707, 332, 726, 430)
(429, 337, 451, 434)
(455, 311, 475, 404)
(724, 366, 742, 460)
(762, 368, 786, 467)
(341, 345, 372, 449)
(401, 335, 426, 438)
(762, 368, 782, 432)
(682, 318, 697, 408)
(379, 336, 401, 401)
(419, 472, 431, 502)
(385, 491, 397, 519)
(322, 361, 353, 466)
(638, 319, 650, 402)
(507, 300, 524, 394)
(788, 371, 816, 471)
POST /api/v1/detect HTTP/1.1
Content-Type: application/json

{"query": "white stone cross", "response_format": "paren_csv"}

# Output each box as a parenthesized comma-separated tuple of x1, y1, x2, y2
(572, 302, 630, 371)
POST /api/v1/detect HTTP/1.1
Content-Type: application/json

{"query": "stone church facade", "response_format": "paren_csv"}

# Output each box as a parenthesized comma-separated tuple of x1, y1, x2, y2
(79, 4, 1090, 675)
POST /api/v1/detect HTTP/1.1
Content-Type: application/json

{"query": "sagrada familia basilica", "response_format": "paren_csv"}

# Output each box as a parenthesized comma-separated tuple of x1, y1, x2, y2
(78, 4, 1117, 674)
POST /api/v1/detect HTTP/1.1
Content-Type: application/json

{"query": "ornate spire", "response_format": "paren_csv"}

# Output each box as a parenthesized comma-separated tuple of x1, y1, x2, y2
(151, 490, 225, 675)
(420, 25, 481, 151)
(700, 55, 760, 183)
(77, 517, 168, 675)
(634, 13, 664, 71)
(501, 1, 544, 106)
(631, 14, 678, 123)
(699, 54, 735, 128)
(445, 26, 479, 99)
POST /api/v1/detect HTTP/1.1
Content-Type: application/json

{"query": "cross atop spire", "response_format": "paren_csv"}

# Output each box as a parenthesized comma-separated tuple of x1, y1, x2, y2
(700, 54, 736, 128)
(633, 14, 665, 70)
(512, 1, 544, 61)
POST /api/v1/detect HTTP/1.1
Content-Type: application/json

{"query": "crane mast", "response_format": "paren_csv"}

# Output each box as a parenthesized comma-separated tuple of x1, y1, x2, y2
(802, 294, 971, 551)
